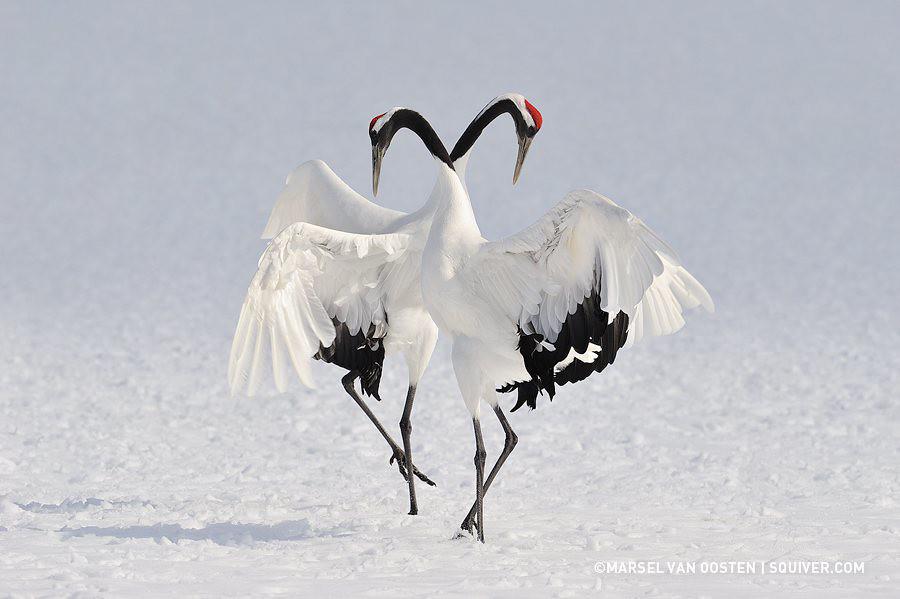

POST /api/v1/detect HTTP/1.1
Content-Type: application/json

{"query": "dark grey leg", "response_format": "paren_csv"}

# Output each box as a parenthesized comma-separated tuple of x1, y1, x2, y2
(341, 372, 403, 466)
(341, 372, 435, 487)
(473, 417, 487, 543)
(460, 405, 518, 535)
(400, 385, 418, 515)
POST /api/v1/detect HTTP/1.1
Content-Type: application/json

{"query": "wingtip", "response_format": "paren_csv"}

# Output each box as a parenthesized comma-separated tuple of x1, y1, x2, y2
(227, 377, 242, 399)
(698, 286, 715, 314)
(679, 267, 715, 314)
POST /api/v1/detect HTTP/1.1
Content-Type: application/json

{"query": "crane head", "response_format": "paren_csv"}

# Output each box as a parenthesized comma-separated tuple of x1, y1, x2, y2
(514, 97, 542, 185)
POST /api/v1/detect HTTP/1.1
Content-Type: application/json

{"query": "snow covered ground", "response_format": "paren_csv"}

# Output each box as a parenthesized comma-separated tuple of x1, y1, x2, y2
(1, 1, 898, 596)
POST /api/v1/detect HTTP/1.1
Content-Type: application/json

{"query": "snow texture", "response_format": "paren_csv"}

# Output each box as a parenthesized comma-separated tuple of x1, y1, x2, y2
(1, 1, 898, 596)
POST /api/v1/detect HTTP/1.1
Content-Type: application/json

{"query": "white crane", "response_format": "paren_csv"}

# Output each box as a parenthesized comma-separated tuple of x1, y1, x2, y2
(228, 96, 543, 515)
(368, 108, 714, 542)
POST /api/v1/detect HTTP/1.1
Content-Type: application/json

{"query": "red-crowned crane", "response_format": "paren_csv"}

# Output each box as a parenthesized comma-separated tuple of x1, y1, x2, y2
(369, 104, 714, 541)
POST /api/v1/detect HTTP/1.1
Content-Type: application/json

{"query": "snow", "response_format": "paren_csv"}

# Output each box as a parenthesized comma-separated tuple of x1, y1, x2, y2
(1, 1, 898, 596)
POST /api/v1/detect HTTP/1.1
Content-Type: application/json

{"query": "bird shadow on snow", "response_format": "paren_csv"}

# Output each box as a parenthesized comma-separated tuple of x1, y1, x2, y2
(59, 519, 355, 546)
(17, 498, 155, 513)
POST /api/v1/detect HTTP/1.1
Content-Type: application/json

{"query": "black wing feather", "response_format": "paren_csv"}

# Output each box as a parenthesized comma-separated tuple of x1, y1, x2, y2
(316, 319, 385, 399)
(498, 278, 629, 409)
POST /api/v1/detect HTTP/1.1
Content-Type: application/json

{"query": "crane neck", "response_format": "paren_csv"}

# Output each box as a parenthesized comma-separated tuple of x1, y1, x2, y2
(423, 163, 481, 246)
(449, 97, 527, 163)
(452, 150, 471, 186)
(378, 109, 453, 167)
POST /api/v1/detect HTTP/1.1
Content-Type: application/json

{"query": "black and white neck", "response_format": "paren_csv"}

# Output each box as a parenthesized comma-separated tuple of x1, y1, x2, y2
(370, 107, 452, 164)
(370, 107, 453, 196)
(449, 93, 542, 181)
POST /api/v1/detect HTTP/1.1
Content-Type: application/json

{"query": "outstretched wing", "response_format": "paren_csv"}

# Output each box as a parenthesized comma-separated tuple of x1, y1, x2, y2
(229, 222, 411, 396)
(463, 189, 713, 408)
(261, 159, 407, 238)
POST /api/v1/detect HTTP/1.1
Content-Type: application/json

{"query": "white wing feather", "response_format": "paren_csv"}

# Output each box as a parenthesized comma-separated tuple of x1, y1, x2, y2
(229, 222, 410, 396)
(624, 253, 714, 347)
(261, 159, 406, 238)
(464, 189, 713, 344)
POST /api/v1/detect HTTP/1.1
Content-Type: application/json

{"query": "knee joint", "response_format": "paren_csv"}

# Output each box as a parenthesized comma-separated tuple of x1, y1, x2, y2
(341, 372, 357, 393)
(399, 417, 412, 435)
(474, 449, 487, 466)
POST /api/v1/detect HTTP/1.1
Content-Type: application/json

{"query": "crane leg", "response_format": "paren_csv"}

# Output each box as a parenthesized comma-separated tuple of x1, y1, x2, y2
(458, 405, 517, 536)
(340, 372, 435, 488)
(472, 417, 487, 542)
(400, 385, 419, 514)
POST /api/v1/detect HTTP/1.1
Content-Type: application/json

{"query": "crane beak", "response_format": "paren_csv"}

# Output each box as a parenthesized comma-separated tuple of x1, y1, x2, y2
(372, 145, 384, 196)
(513, 135, 533, 185)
